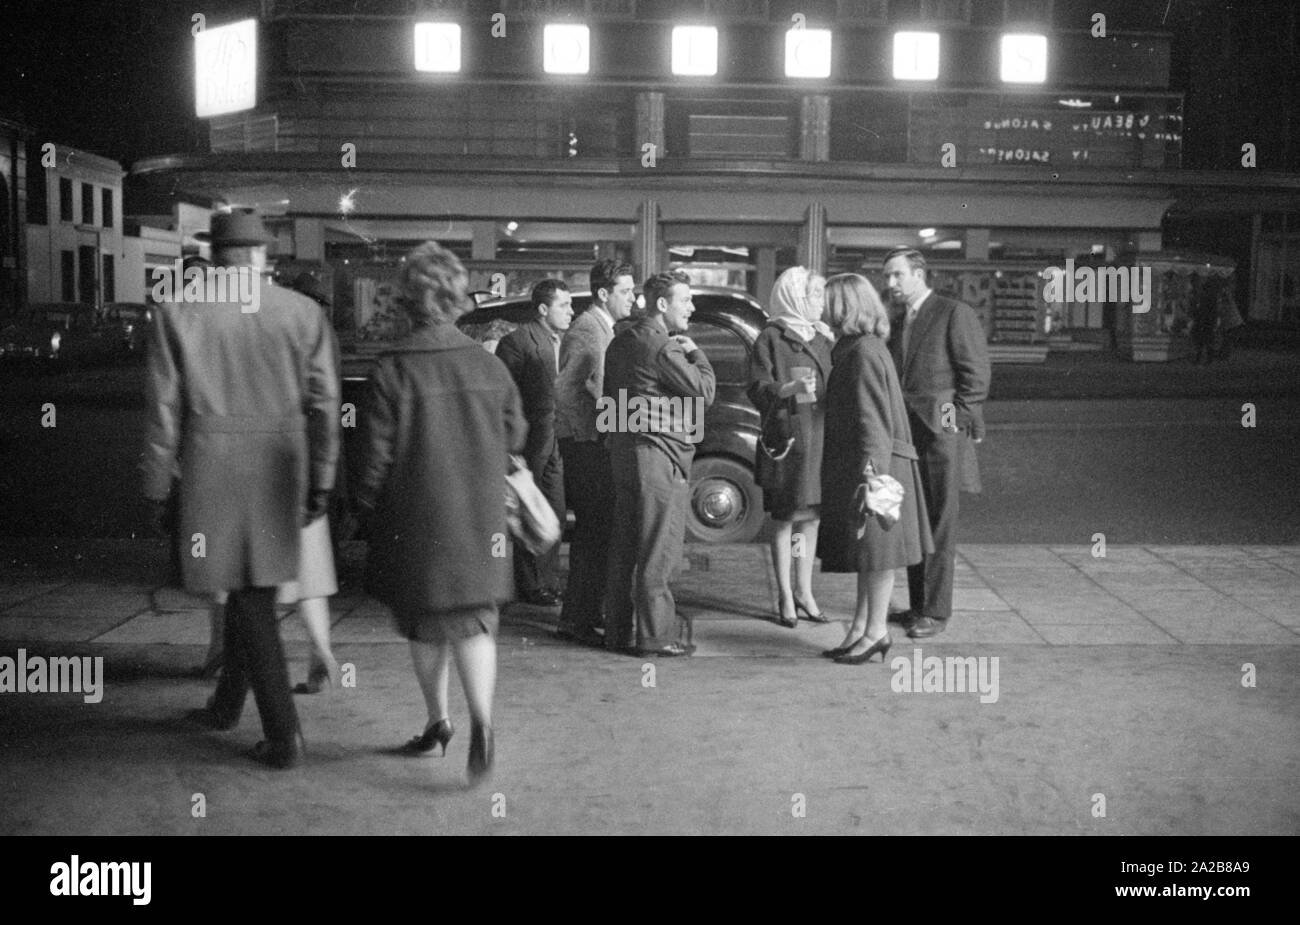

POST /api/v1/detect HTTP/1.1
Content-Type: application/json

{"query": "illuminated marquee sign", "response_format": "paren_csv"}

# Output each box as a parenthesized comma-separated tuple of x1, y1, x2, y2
(544, 24, 590, 74)
(893, 31, 940, 81)
(195, 18, 257, 118)
(414, 22, 462, 73)
(786, 28, 832, 78)
(672, 26, 718, 76)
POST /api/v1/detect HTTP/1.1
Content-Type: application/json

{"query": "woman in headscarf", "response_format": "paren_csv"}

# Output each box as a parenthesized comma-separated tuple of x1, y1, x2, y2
(747, 266, 835, 628)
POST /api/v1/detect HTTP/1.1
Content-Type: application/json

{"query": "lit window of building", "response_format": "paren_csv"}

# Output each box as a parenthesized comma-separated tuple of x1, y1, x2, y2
(894, 31, 941, 81)
(1000, 33, 1048, 83)
(785, 28, 831, 79)
(413, 23, 461, 73)
(672, 26, 718, 77)
(544, 24, 590, 75)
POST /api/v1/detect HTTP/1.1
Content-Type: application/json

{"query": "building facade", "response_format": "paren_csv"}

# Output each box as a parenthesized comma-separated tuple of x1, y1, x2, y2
(130, 0, 1300, 358)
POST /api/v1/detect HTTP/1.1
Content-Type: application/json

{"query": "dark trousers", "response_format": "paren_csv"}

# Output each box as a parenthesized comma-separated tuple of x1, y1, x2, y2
(211, 587, 299, 744)
(558, 437, 614, 633)
(605, 439, 690, 651)
(514, 448, 564, 597)
(907, 419, 961, 622)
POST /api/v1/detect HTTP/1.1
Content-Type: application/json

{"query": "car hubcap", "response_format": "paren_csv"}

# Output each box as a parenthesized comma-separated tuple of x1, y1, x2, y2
(695, 479, 743, 531)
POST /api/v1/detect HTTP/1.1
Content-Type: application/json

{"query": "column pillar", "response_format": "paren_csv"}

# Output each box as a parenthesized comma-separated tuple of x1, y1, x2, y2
(634, 199, 661, 281)
(800, 94, 831, 162)
(756, 246, 776, 307)
(636, 92, 666, 162)
(798, 202, 827, 277)
(293, 218, 325, 262)
(965, 228, 990, 261)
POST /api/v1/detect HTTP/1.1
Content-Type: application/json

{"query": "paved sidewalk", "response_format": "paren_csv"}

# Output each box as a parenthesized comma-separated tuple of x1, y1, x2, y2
(2, 542, 1297, 650)
(2, 539, 1297, 836)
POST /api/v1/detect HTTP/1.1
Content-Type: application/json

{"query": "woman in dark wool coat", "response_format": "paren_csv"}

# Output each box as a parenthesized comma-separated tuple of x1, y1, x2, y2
(818, 274, 933, 665)
(355, 241, 525, 786)
(748, 266, 834, 628)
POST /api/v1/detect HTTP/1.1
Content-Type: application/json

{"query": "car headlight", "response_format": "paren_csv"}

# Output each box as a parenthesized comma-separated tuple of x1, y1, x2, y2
(50, 331, 61, 356)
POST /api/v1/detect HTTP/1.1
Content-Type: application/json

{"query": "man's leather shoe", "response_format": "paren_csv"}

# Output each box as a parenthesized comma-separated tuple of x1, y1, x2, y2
(523, 589, 562, 607)
(553, 625, 604, 647)
(249, 735, 302, 770)
(184, 707, 239, 731)
(906, 615, 948, 638)
(637, 642, 695, 658)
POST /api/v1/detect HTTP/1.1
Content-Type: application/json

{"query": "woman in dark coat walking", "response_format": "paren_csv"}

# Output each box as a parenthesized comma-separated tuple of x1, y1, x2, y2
(355, 241, 525, 785)
(818, 274, 933, 664)
(748, 267, 834, 628)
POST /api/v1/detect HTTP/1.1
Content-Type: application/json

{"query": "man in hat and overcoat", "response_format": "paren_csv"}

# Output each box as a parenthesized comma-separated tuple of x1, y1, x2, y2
(141, 208, 339, 768)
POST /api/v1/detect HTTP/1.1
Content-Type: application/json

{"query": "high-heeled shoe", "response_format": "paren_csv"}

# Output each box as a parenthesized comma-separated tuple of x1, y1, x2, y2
(834, 634, 893, 665)
(467, 722, 494, 786)
(821, 635, 864, 659)
(402, 718, 454, 756)
(294, 654, 341, 695)
(776, 600, 798, 628)
(794, 599, 829, 623)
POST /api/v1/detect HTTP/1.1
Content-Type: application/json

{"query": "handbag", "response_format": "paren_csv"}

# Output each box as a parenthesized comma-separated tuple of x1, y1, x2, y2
(758, 399, 795, 461)
(504, 455, 561, 556)
(852, 459, 904, 537)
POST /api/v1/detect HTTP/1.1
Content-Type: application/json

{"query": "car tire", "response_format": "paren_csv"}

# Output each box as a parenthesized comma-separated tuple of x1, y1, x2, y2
(687, 455, 764, 544)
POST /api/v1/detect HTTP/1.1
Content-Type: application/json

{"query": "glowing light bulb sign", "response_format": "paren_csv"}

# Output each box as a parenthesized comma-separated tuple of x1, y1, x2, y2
(414, 22, 462, 73)
(195, 18, 257, 118)
(893, 31, 940, 81)
(544, 24, 590, 75)
(672, 26, 718, 76)
(1000, 34, 1047, 84)
(785, 28, 831, 78)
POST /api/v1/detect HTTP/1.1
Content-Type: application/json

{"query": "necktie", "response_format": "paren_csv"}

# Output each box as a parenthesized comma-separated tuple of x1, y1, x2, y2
(900, 303, 919, 360)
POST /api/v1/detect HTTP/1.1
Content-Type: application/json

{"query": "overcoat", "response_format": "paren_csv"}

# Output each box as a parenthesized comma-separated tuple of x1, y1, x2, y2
(818, 333, 933, 573)
(141, 280, 339, 593)
(355, 324, 526, 613)
(747, 322, 833, 519)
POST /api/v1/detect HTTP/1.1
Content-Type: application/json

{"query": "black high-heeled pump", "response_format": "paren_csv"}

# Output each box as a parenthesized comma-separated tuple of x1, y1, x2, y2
(821, 636, 864, 658)
(402, 718, 454, 756)
(834, 634, 893, 665)
(794, 600, 829, 623)
(467, 722, 494, 786)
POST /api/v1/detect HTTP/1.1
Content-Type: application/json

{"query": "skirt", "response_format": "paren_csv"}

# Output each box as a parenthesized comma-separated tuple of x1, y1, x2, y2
(277, 516, 338, 603)
(395, 604, 499, 644)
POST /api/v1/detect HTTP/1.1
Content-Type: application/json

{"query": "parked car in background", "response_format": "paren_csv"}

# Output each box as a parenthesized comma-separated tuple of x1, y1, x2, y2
(0, 303, 136, 366)
(340, 286, 769, 544)
(103, 302, 153, 356)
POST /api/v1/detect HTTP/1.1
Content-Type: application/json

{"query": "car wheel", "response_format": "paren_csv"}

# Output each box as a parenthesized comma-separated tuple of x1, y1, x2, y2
(687, 455, 764, 544)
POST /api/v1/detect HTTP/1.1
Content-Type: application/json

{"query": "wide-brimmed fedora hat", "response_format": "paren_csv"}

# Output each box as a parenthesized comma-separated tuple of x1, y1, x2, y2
(195, 207, 273, 246)
(291, 272, 332, 307)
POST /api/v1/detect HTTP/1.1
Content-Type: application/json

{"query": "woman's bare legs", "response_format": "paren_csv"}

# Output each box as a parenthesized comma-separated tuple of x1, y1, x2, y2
(409, 639, 452, 730)
(769, 519, 797, 625)
(792, 515, 821, 616)
(452, 627, 497, 783)
(839, 568, 895, 657)
(296, 596, 340, 689)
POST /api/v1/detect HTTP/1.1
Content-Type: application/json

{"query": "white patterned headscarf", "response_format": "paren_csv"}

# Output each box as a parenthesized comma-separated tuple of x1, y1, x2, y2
(770, 266, 833, 341)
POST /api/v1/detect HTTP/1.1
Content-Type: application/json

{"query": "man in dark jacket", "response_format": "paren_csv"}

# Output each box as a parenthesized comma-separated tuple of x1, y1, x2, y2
(553, 259, 637, 646)
(603, 271, 716, 657)
(494, 279, 573, 606)
(142, 209, 339, 768)
(883, 246, 991, 639)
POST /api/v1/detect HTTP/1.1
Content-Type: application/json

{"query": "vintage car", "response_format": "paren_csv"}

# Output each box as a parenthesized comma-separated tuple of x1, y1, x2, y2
(0, 303, 135, 366)
(340, 286, 768, 544)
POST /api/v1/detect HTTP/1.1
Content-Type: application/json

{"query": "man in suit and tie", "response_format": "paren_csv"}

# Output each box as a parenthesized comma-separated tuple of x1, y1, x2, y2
(495, 279, 574, 606)
(553, 259, 637, 646)
(142, 208, 339, 768)
(883, 246, 991, 639)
